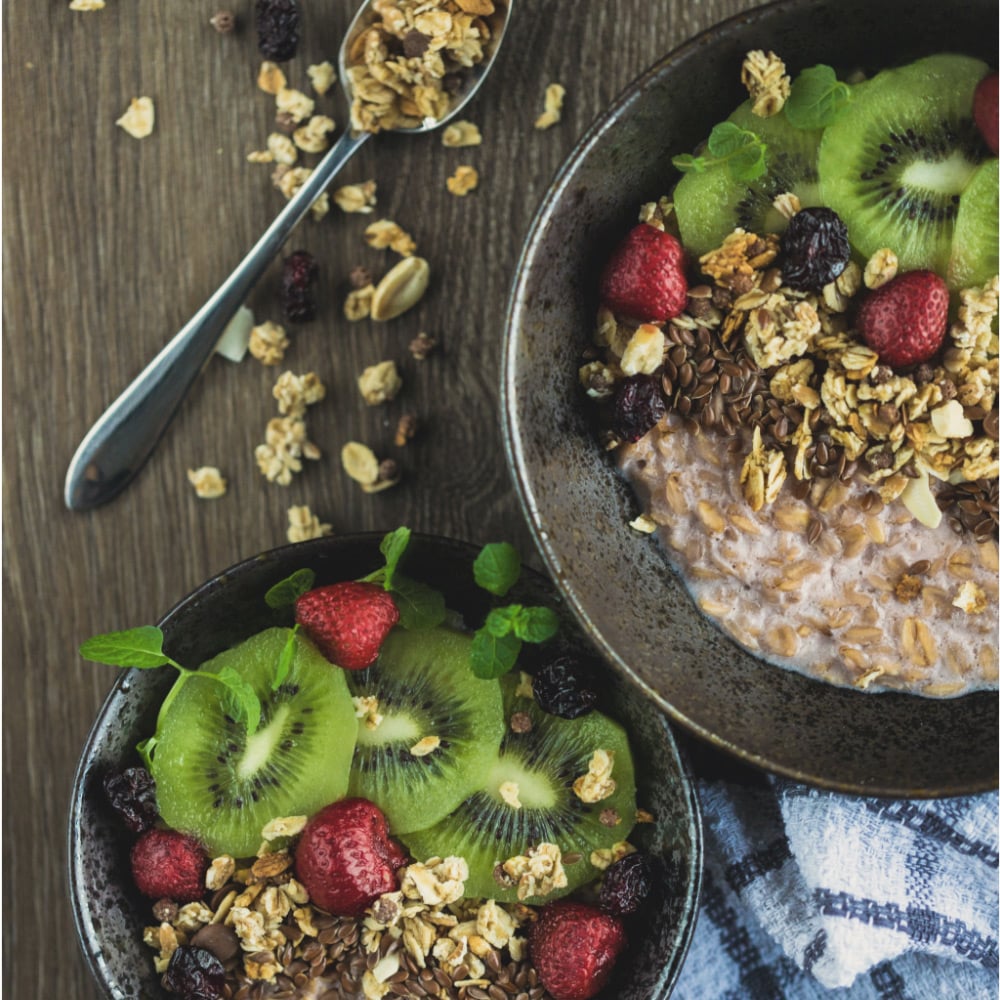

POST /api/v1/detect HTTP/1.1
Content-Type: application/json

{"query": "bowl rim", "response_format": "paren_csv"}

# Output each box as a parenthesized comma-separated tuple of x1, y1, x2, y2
(68, 531, 705, 1000)
(500, 0, 999, 798)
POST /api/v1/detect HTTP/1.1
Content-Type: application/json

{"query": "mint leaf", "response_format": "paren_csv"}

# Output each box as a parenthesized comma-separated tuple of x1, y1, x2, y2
(213, 666, 262, 736)
(672, 122, 767, 182)
(511, 606, 560, 644)
(484, 605, 519, 638)
(265, 568, 316, 609)
(784, 65, 851, 130)
(473, 542, 521, 597)
(469, 629, 522, 679)
(79, 625, 177, 669)
(379, 527, 411, 591)
(273, 626, 299, 690)
(391, 573, 447, 630)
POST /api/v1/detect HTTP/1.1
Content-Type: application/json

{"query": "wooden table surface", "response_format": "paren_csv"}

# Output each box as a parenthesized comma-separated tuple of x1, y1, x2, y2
(3, 0, 762, 995)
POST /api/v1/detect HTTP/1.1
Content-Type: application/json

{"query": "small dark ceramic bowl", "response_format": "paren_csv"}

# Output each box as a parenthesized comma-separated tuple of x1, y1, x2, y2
(69, 533, 702, 1000)
(502, 0, 999, 796)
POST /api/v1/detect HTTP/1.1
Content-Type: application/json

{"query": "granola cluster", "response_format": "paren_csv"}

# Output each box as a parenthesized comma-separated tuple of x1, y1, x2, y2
(344, 0, 504, 133)
(254, 371, 326, 486)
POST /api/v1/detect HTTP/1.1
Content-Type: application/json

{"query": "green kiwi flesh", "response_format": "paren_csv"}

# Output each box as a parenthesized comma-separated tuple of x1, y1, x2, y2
(673, 101, 824, 257)
(948, 158, 999, 290)
(818, 53, 990, 286)
(399, 676, 637, 904)
(346, 627, 506, 835)
(150, 628, 358, 858)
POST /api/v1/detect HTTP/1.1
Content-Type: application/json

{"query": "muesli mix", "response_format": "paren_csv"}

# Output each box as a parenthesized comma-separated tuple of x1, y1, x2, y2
(582, 51, 999, 697)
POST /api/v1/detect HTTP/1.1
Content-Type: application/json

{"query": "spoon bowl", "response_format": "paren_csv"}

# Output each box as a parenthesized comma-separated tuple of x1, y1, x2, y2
(63, 0, 511, 512)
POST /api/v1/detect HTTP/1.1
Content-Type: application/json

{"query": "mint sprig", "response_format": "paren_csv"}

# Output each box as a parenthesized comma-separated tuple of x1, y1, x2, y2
(672, 122, 767, 182)
(361, 527, 447, 630)
(468, 544, 559, 679)
(265, 568, 316, 609)
(80, 625, 262, 768)
(785, 65, 851, 130)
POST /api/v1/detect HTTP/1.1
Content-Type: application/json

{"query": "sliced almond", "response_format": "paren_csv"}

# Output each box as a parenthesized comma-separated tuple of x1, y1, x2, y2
(341, 442, 379, 485)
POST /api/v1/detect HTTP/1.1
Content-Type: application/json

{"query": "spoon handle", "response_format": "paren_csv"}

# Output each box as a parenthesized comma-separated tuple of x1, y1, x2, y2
(64, 128, 372, 512)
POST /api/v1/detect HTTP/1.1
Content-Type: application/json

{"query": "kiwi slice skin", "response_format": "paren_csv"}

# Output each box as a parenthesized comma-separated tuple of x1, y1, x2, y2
(818, 53, 990, 285)
(399, 676, 637, 904)
(346, 627, 506, 836)
(151, 628, 358, 858)
(948, 157, 999, 290)
(673, 101, 824, 257)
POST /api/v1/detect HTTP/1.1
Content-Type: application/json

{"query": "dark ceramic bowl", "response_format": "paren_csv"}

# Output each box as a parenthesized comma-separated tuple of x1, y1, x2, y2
(502, 0, 999, 797)
(69, 533, 702, 1000)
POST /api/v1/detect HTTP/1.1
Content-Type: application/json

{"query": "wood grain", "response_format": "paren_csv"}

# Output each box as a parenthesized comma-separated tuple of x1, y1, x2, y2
(2, 1, 761, 995)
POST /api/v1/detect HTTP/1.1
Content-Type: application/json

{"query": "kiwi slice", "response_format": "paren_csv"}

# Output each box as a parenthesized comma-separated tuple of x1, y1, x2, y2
(948, 158, 999, 290)
(399, 676, 637, 904)
(346, 627, 506, 835)
(150, 628, 358, 858)
(818, 53, 990, 284)
(673, 101, 824, 256)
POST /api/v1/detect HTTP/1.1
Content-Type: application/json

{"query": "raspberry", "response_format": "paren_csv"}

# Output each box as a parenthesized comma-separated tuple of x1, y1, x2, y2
(255, 0, 300, 62)
(599, 852, 654, 916)
(612, 374, 667, 443)
(130, 828, 208, 902)
(779, 207, 851, 291)
(162, 945, 226, 1000)
(103, 767, 158, 833)
(532, 656, 597, 719)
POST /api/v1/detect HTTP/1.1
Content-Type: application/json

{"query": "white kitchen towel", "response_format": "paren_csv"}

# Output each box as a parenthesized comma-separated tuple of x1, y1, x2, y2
(672, 767, 999, 999)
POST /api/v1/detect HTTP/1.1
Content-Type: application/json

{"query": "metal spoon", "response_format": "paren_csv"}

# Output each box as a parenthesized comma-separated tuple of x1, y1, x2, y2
(64, 0, 511, 512)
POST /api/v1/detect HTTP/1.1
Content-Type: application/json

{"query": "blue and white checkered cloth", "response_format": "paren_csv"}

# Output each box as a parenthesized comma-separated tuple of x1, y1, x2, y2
(673, 755, 999, 999)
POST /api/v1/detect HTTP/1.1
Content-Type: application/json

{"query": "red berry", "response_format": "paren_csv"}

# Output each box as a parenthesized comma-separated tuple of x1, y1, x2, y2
(294, 799, 407, 916)
(295, 581, 399, 670)
(130, 828, 207, 902)
(856, 269, 950, 369)
(529, 901, 627, 1000)
(599, 223, 688, 324)
(974, 72, 998, 154)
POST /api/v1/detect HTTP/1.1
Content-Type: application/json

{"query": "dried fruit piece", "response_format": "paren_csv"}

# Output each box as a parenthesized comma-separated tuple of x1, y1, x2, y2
(255, 0, 300, 62)
(130, 828, 208, 902)
(532, 656, 597, 719)
(779, 206, 850, 291)
(281, 249, 318, 323)
(612, 374, 667, 443)
(599, 852, 654, 916)
(162, 945, 226, 1000)
(103, 767, 158, 833)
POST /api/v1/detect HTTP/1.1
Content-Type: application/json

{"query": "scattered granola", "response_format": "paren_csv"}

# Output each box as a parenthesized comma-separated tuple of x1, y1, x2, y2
(293, 114, 336, 153)
(186, 466, 227, 499)
(334, 180, 378, 213)
(69, 0, 105, 9)
(116, 97, 155, 139)
(306, 60, 336, 96)
(409, 331, 438, 360)
(534, 83, 565, 130)
(209, 10, 236, 33)
(345, 284, 376, 320)
(740, 50, 791, 117)
(353, 694, 384, 730)
(365, 218, 417, 256)
(248, 319, 290, 365)
(275, 86, 315, 124)
(255, 371, 325, 485)
(572, 750, 617, 804)
(286, 504, 333, 543)
(446, 164, 479, 196)
(501, 843, 568, 902)
(257, 60, 288, 95)
(358, 360, 403, 405)
(441, 120, 483, 147)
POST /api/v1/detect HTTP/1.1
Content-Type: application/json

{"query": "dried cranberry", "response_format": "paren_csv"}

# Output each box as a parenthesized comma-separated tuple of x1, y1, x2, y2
(612, 374, 667, 443)
(532, 656, 597, 719)
(162, 946, 226, 1000)
(255, 0, 300, 62)
(600, 852, 654, 916)
(281, 250, 318, 323)
(102, 767, 158, 833)
(779, 207, 851, 291)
